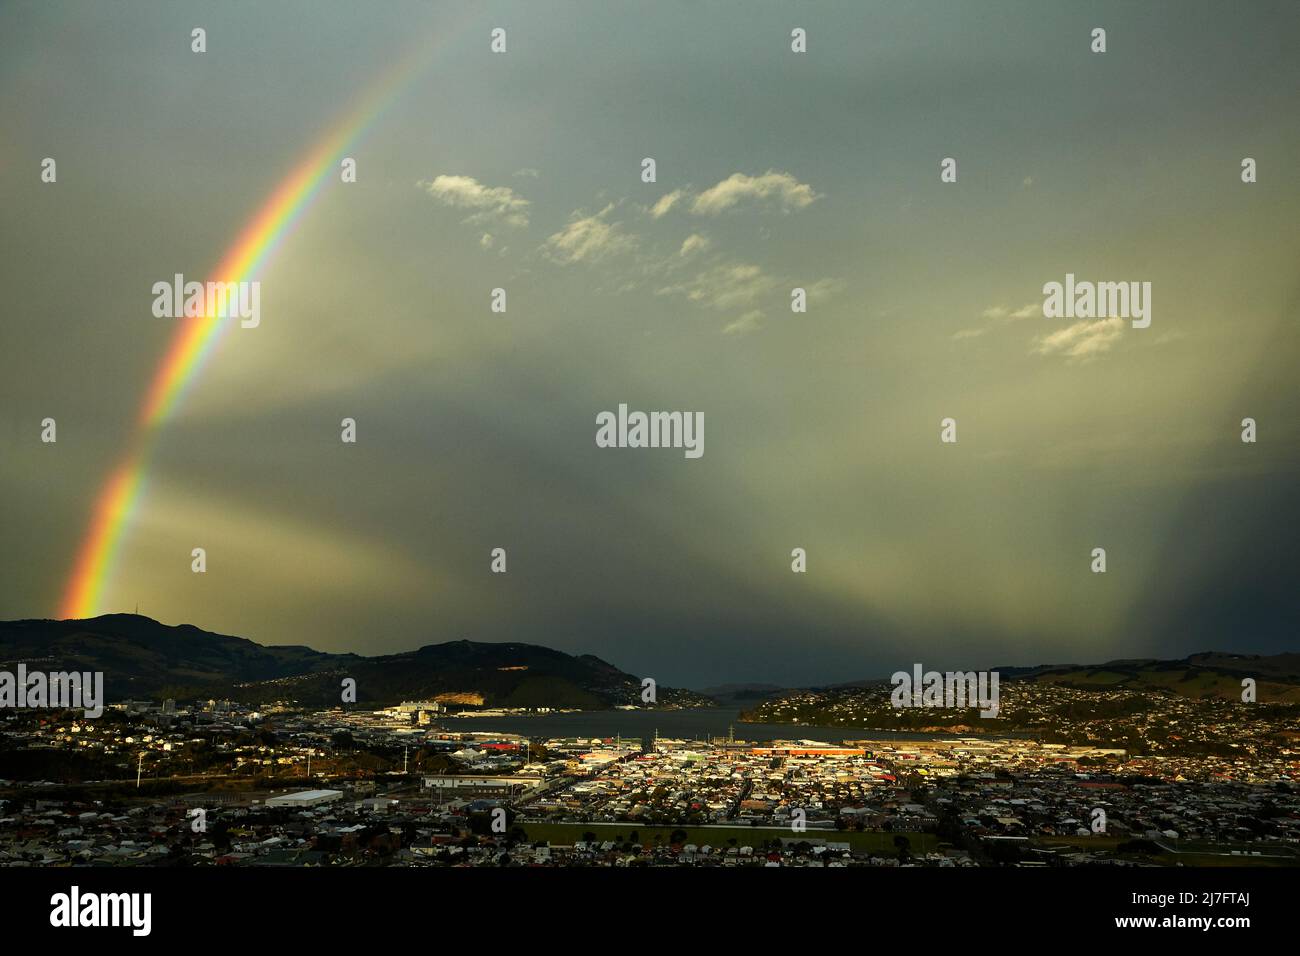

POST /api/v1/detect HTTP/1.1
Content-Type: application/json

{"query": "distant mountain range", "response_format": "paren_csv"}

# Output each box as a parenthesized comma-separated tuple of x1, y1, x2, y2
(810, 653, 1300, 704)
(3, 615, 1293, 710)
(0, 615, 712, 710)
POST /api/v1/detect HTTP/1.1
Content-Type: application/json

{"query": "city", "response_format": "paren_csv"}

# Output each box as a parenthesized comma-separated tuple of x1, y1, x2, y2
(3, 683, 1296, 868)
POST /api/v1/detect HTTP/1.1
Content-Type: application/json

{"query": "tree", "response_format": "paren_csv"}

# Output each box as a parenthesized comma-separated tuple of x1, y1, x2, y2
(893, 834, 911, 862)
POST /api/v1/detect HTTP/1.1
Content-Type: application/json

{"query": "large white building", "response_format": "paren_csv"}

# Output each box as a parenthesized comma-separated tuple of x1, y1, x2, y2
(395, 700, 445, 714)
(422, 775, 540, 798)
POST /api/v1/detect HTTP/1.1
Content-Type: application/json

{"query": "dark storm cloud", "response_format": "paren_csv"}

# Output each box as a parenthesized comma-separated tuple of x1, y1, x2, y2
(1, 0, 1297, 685)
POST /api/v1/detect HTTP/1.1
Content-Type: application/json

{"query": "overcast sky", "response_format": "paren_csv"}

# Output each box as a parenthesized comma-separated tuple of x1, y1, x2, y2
(2, 1, 1297, 687)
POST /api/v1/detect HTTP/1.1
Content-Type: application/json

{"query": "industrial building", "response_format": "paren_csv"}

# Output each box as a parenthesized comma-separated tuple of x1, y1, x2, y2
(265, 789, 344, 808)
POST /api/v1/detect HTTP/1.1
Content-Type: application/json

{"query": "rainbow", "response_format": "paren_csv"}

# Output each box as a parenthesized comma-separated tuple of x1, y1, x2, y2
(59, 26, 449, 619)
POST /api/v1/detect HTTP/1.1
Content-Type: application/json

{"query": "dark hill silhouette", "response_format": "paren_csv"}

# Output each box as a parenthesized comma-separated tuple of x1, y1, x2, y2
(0, 615, 711, 709)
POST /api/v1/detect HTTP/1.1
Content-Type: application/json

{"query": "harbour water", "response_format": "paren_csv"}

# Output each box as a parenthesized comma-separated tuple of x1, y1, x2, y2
(433, 705, 981, 744)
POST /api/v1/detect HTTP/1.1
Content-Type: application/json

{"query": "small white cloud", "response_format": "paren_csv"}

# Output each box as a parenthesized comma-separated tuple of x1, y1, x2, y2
(513, 167, 540, 178)
(658, 261, 777, 311)
(479, 233, 494, 249)
(542, 204, 637, 265)
(723, 310, 765, 336)
(418, 174, 530, 228)
(691, 170, 819, 216)
(979, 303, 1036, 321)
(1034, 317, 1125, 361)
(679, 233, 711, 257)
(806, 277, 845, 301)
(959, 301, 1040, 339)
(651, 189, 686, 218)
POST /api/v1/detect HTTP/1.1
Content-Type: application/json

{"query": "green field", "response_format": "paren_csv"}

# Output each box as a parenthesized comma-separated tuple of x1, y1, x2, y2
(514, 821, 939, 854)
(1031, 834, 1299, 866)
(1031, 835, 1125, 851)
(1034, 667, 1300, 703)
